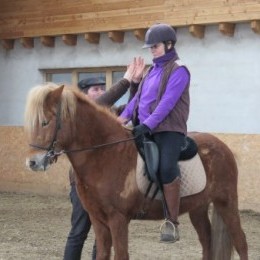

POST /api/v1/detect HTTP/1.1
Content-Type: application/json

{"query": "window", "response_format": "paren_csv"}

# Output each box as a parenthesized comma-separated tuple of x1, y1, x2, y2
(42, 66, 129, 106)
(44, 69, 73, 85)
(50, 73, 72, 85)
(43, 67, 126, 90)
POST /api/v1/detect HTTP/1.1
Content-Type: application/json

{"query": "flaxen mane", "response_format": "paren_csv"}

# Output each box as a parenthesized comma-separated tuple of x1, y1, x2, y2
(24, 83, 75, 133)
(24, 82, 120, 137)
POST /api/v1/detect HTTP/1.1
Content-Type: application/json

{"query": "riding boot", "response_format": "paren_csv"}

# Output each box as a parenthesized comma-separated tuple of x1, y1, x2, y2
(160, 177, 181, 243)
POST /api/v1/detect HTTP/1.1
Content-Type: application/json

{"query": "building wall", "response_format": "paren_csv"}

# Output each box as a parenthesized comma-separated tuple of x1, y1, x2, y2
(0, 126, 70, 195)
(0, 126, 259, 212)
(0, 24, 259, 211)
(0, 24, 259, 133)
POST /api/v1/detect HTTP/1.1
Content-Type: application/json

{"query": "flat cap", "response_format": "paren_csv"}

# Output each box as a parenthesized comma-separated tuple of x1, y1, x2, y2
(78, 77, 106, 90)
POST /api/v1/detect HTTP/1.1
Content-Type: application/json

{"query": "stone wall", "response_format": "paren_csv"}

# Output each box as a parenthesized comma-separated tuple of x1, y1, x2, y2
(0, 126, 259, 212)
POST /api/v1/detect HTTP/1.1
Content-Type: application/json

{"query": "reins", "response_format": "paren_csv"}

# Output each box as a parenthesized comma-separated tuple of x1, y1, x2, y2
(30, 136, 136, 156)
(29, 100, 136, 161)
(28, 96, 137, 169)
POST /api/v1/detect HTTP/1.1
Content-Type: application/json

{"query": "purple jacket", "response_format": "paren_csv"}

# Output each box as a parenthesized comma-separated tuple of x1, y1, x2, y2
(120, 50, 190, 134)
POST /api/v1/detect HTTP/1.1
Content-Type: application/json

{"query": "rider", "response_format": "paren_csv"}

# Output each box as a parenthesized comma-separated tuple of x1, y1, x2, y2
(64, 58, 145, 260)
(118, 23, 191, 243)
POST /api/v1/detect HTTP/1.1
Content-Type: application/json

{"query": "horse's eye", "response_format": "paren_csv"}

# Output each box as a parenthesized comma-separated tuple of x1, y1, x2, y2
(42, 120, 49, 127)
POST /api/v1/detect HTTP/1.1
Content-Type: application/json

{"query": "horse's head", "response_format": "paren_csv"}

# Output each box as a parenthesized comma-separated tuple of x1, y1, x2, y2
(24, 82, 133, 173)
(24, 83, 77, 171)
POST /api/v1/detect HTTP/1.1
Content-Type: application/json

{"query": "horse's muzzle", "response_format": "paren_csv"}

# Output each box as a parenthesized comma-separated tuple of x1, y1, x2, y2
(26, 153, 53, 171)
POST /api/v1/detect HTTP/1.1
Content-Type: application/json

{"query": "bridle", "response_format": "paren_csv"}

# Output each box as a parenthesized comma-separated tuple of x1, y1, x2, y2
(29, 101, 136, 168)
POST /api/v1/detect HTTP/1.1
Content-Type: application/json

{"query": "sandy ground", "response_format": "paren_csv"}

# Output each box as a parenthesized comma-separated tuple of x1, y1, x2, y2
(0, 192, 259, 260)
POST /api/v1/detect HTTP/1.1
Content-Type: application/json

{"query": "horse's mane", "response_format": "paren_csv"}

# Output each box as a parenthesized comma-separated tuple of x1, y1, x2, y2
(24, 82, 121, 135)
(24, 82, 78, 133)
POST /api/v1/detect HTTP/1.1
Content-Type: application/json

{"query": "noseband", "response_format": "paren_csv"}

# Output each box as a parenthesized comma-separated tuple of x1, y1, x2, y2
(29, 101, 135, 168)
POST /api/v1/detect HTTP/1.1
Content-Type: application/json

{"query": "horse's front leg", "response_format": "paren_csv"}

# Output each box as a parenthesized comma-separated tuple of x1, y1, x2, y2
(91, 220, 112, 260)
(109, 213, 130, 260)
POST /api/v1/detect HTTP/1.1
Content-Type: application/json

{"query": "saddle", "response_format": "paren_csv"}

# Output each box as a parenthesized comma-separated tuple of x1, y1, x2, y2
(140, 136, 198, 183)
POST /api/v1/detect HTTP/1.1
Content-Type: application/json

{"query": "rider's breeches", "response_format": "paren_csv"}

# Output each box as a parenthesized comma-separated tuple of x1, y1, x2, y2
(153, 131, 185, 184)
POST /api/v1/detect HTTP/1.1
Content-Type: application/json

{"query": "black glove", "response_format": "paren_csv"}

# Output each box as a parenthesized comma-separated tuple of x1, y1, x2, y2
(132, 124, 151, 138)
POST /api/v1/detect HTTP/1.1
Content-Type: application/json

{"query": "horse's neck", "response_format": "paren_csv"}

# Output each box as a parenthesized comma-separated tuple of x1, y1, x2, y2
(67, 100, 131, 179)
(67, 99, 129, 159)
(77, 101, 126, 142)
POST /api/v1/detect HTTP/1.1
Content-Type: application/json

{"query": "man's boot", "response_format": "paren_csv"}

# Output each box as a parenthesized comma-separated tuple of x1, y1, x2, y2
(160, 177, 181, 243)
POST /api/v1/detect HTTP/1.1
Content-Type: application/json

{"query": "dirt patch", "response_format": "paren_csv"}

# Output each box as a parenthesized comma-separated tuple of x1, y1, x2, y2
(0, 192, 259, 260)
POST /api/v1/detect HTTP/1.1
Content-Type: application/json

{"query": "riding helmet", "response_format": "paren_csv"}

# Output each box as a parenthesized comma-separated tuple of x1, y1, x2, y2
(143, 23, 177, 48)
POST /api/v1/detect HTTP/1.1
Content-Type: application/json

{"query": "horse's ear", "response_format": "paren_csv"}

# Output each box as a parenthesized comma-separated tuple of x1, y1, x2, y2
(53, 85, 64, 101)
(45, 85, 64, 109)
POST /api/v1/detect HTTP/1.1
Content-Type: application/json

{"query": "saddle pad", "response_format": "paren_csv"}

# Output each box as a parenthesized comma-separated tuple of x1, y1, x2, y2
(136, 154, 206, 200)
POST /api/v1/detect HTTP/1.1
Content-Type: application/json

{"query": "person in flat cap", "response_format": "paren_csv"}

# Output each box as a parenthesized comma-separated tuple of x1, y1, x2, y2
(63, 57, 145, 260)
(77, 77, 106, 100)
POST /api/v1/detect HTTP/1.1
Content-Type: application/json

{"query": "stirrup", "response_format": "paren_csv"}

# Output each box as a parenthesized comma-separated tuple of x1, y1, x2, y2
(159, 219, 180, 243)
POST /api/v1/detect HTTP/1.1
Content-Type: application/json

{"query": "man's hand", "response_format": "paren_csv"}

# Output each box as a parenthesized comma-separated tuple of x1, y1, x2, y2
(132, 124, 150, 138)
(123, 57, 145, 83)
(123, 59, 136, 82)
(132, 57, 145, 83)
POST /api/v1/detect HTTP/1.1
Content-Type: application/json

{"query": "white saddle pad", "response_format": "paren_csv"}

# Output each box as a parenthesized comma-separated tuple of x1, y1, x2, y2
(136, 154, 206, 200)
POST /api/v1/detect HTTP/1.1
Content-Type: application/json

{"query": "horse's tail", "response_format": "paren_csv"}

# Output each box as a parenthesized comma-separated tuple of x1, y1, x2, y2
(211, 206, 234, 260)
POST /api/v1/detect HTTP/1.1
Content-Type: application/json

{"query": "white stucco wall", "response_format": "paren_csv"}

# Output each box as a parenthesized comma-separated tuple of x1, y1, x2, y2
(0, 23, 259, 134)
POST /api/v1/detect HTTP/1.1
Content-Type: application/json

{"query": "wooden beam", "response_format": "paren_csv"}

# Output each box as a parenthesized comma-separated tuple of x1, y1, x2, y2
(108, 31, 124, 43)
(219, 23, 235, 37)
(1, 39, 14, 50)
(189, 25, 205, 39)
(251, 20, 260, 34)
(40, 36, 55, 47)
(62, 34, 77, 46)
(2, 0, 260, 40)
(20, 37, 34, 48)
(133, 29, 147, 41)
(84, 33, 100, 44)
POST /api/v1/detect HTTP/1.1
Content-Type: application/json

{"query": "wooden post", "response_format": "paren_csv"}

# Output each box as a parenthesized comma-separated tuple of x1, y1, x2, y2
(1, 39, 14, 50)
(62, 34, 77, 46)
(41, 36, 55, 47)
(189, 25, 205, 39)
(108, 31, 124, 43)
(84, 33, 100, 44)
(251, 20, 260, 34)
(133, 29, 146, 41)
(20, 37, 34, 48)
(219, 23, 235, 37)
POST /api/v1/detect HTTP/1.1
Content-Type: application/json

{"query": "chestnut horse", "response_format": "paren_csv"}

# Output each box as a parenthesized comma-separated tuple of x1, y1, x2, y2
(24, 83, 248, 260)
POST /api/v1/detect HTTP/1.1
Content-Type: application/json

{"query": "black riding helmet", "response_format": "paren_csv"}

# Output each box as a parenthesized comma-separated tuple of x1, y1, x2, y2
(142, 23, 177, 49)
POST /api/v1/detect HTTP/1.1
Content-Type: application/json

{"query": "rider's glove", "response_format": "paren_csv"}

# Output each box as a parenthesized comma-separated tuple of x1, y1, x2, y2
(132, 124, 151, 138)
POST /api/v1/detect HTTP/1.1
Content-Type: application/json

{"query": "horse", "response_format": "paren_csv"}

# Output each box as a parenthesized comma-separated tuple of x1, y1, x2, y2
(24, 83, 248, 260)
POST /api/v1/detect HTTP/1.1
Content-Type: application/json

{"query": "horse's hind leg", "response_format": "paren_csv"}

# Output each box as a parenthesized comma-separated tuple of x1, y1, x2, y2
(214, 201, 248, 260)
(189, 204, 211, 260)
